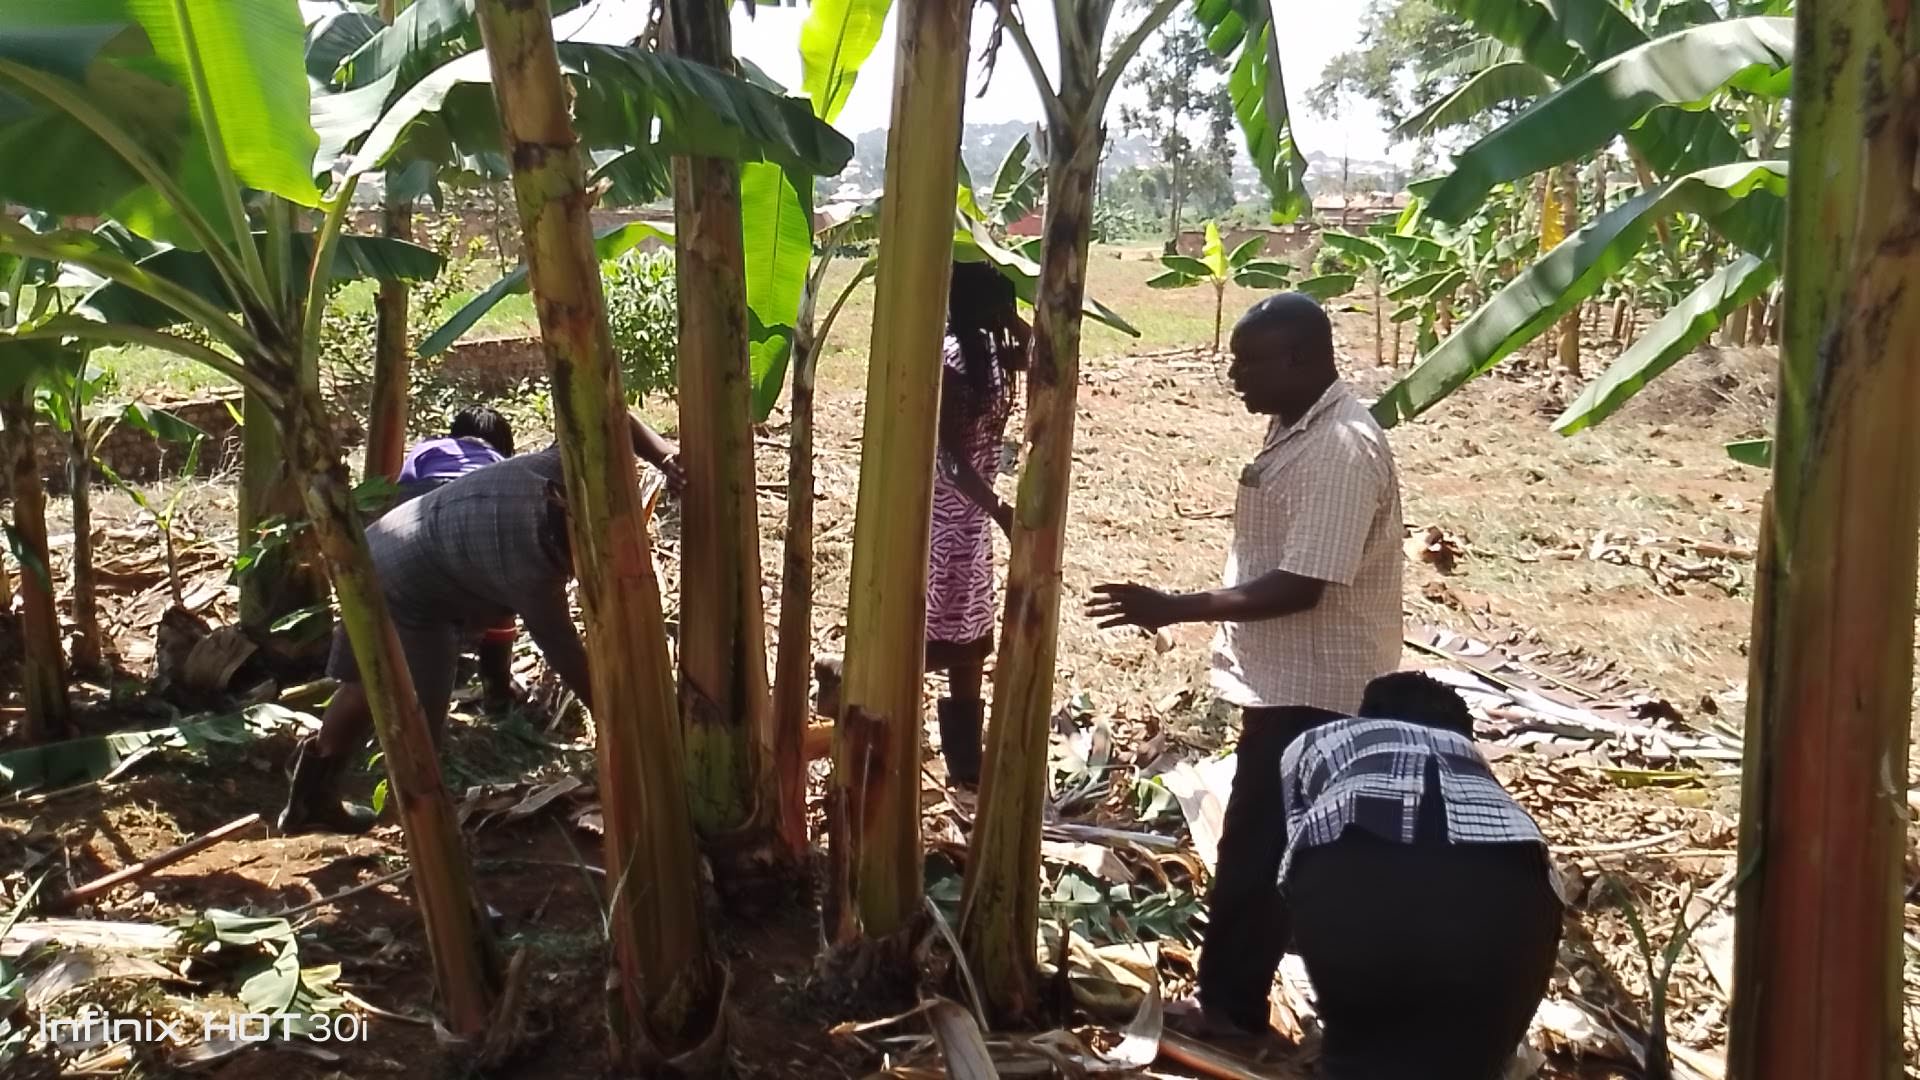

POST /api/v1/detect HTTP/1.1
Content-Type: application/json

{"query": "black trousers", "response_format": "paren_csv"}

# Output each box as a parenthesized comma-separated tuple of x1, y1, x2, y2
(1196, 704, 1339, 1032)
(1290, 825, 1562, 1079)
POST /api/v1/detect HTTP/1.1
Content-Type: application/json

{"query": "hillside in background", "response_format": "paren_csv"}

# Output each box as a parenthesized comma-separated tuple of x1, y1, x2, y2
(831, 121, 1408, 203)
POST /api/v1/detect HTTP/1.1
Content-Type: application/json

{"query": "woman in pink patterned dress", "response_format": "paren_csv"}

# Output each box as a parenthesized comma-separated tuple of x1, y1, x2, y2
(927, 261, 1029, 787)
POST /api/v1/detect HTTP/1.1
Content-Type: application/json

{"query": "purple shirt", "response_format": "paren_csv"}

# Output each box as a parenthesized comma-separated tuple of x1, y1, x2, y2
(398, 437, 505, 487)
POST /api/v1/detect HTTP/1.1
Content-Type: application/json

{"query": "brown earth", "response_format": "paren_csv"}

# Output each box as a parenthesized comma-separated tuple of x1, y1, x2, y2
(6, 303, 1901, 1078)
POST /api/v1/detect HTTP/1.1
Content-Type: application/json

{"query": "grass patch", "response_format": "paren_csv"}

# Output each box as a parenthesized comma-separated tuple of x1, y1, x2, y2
(90, 244, 1239, 401)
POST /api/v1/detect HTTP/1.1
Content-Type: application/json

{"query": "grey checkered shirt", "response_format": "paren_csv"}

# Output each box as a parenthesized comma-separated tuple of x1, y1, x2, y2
(365, 444, 585, 678)
(1276, 718, 1546, 885)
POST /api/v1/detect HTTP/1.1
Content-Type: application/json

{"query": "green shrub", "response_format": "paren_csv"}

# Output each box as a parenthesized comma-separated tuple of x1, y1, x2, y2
(602, 248, 677, 403)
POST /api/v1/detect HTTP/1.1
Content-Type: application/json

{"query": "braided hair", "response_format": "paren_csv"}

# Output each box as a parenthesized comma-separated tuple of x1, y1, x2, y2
(946, 260, 1029, 415)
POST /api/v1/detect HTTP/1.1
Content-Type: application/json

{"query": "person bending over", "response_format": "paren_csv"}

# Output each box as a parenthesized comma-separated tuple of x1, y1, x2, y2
(280, 422, 677, 834)
(391, 405, 521, 708)
(384, 406, 681, 713)
(1281, 672, 1563, 1079)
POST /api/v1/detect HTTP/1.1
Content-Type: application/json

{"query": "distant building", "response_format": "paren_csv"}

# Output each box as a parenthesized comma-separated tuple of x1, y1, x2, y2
(1006, 208, 1044, 236)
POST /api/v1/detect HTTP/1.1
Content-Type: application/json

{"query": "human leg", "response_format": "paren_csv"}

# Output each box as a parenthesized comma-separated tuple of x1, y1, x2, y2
(923, 634, 991, 787)
(1194, 706, 1335, 1032)
(1291, 833, 1562, 1080)
(280, 629, 378, 834)
(279, 622, 458, 834)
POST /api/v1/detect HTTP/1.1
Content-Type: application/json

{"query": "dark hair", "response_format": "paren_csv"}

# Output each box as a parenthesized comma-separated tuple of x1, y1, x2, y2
(1358, 671, 1475, 738)
(947, 260, 1029, 410)
(1234, 292, 1334, 366)
(451, 403, 515, 457)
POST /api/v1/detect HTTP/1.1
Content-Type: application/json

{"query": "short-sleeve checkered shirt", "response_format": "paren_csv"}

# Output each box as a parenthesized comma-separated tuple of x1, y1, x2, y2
(367, 445, 581, 664)
(1210, 380, 1404, 713)
(1276, 718, 1547, 885)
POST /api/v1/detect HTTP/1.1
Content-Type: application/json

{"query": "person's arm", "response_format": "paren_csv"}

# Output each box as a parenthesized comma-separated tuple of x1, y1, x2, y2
(1086, 571, 1327, 630)
(517, 584, 594, 712)
(626, 413, 686, 496)
(1089, 441, 1389, 631)
(937, 368, 1013, 535)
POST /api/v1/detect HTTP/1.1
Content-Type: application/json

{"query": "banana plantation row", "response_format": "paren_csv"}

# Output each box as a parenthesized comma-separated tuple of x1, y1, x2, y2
(0, 0, 1913, 1075)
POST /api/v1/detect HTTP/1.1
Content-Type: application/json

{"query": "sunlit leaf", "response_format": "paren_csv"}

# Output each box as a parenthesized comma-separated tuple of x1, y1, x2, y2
(799, 0, 890, 125)
(1294, 273, 1357, 300)
(1555, 254, 1776, 434)
(1373, 160, 1787, 428)
(744, 162, 814, 420)
(1426, 17, 1793, 223)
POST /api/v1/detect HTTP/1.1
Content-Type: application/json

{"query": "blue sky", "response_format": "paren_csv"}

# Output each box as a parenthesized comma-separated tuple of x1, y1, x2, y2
(731, 3, 1405, 164)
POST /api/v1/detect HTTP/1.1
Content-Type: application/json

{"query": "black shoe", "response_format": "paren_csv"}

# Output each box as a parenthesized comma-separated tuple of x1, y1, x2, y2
(277, 738, 377, 835)
(937, 698, 984, 788)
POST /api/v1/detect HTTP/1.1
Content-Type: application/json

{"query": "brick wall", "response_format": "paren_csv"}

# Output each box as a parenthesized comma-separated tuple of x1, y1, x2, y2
(2, 334, 545, 497)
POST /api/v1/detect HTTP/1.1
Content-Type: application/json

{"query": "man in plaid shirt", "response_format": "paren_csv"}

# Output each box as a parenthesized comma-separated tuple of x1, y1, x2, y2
(1089, 292, 1403, 1039)
(278, 445, 586, 834)
(1282, 672, 1561, 1079)
(279, 419, 680, 834)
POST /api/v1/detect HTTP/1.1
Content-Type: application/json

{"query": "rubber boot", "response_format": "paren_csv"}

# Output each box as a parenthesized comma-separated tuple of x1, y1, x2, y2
(937, 698, 984, 789)
(277, 737, 377, 835)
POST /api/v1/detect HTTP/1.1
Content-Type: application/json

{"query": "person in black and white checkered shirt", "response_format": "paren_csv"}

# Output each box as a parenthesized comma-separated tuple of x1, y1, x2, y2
(1281, 672, 1563, 1080)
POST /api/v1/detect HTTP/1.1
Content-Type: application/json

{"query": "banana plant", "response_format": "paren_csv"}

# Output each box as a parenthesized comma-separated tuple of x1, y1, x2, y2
(957, 132, 1046, 240)
(37, 355, 206, 674)
(0, 246, 69, 744)
(1147, 221, 1296, 351)
(0, 0, 846, 1038)
(1373, 160, 1788, 426)
(961, 0, 1311, 1022)
(1394, 37, 1553, 138)
(0, 0, 504, 1033)
(1374, 3, 1798, 429)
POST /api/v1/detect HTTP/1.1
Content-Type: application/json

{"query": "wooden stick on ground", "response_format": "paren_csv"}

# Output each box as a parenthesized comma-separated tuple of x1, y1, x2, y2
(48, 813, 263, 911)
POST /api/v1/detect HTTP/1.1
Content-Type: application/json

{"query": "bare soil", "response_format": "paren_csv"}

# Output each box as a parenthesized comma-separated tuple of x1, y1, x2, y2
(7, 298, 1903, 1078)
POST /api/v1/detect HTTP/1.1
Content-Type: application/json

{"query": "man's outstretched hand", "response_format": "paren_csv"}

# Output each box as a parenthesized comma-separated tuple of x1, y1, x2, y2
(1088, 583, 1185, 630)
(657, 452, 687, 498)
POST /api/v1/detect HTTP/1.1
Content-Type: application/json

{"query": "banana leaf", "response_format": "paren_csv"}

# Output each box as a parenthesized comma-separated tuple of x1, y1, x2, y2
(1191, 0, 1311, 222)
(1435, 0, 1780, 256)
(0, 704, 316, 796)
(954, 219, 1140, 337)
(1395, 61, 1554, 138)
(1426, 17, 1793, 223)
(991, 134, 1044, 226)
(744, 0, 890, 417)
(1227, 235, 1267, 269)
(1372, 160, 1787, 428)
(1554, 254, 1776, 434)
(1431, 37, 1525, 78)
(1233, 259, 1292, 288)
(1295, 273, 1357, 301)
(80, 233, 444, 331)
(0, 1, 320, 248)
(1387, 270, 1457, 301)
(799, 0, 891, 126)
(745, 163, 815, 420)
(1318, 231, 1387, 265)
(345, 42, 852, 182)
(417, 219, 672, 357)
(1725, 438, 1770, 467)
(303, 8, 382, 82)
